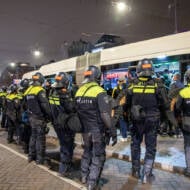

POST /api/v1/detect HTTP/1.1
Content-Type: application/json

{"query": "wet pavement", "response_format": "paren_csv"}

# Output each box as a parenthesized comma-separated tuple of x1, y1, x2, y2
(1, 128, 190, 190)
(48, 125, 186, 173)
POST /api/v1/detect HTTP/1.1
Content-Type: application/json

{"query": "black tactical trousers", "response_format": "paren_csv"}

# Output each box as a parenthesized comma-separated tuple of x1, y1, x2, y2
(182, 130, 190, 173)
(81, 132, 106, 186)
(131, 117, 159, 174)
(7, 116, 17, 142)
(54, 125, 75, 174)
(28, 117, 46, 163)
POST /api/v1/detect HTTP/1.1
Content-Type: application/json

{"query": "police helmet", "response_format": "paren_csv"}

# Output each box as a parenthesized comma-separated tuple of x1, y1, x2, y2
(32, 72, 45, 85)
(136, 58, 154, 77)
(184, 70, 190, 83)
(53, 72, 70, 89)
(82, 65, 101, 83)
(1, 86, 7, 92)
(8, 84, 18, 93)
(20, 78, 30, 89)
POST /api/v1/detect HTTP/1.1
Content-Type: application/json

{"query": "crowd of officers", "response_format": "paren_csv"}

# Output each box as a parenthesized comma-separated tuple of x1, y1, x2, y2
(0, 58, 190, 190)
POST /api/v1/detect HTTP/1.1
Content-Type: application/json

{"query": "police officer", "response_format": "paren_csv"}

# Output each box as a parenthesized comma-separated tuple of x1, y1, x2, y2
(75, 65, 117, 190)
(127, 59, 171, 183)
(19, 78, 31, 153)
(49, 72, 75, 176)
(0, 86, 7, 128)
(5, 84, 20, 143)
(176, 70, 190, 177)
(24, 72, 51, 164)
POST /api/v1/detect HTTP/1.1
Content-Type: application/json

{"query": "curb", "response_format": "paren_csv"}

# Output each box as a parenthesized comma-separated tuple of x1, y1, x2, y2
(74, 140, 185, 175)
(47, 135, 185, 175)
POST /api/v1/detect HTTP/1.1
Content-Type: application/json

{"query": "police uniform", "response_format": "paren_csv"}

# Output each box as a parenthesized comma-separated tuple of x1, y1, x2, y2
(5, 88, 20, 143)
(0, 89, 7, 128)
(176, 83, 190, 177)
(49, 87, 75, 176)
(24, 84, 51, 164)
(127, 59, 170, 183)
(75, 81, 114, 190)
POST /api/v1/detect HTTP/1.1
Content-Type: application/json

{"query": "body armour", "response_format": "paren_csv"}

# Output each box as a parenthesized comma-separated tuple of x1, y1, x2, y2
(75, 82, 105, 133)
(128, 77, 163, 117)
(24, 86, 45, 118)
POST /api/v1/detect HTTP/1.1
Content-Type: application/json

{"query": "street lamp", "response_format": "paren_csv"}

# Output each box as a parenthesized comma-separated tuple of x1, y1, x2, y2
(116, 2, 127, 12)
(168, 0, 178, 33)
(10, 62, 16, 67)
(113, 1, 131, 13)
(33, 50, 42, 58)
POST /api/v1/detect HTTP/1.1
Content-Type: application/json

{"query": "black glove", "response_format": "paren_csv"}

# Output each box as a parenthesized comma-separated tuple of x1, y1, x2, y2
(105, 126, 117, 146)
(105, 129, 111, 145)
(45, 126, 50, 134)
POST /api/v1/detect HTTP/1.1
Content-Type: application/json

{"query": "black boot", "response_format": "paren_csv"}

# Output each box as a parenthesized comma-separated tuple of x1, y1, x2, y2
(87, 184, 101, 190)
(184, 168, 190, 178)
(141, 172, 155, 184)
(81, 176, 87, 184)
(132, 168, 141, 179)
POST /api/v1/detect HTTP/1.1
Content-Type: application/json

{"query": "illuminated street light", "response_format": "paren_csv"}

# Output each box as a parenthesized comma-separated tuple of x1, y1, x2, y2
(33, 50, 42, 57)
(116, 2, 127, 12)
(9, 62, 16, 67)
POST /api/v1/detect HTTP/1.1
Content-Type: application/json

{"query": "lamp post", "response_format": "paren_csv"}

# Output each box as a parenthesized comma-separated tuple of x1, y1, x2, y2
(168, 0, 178, 33)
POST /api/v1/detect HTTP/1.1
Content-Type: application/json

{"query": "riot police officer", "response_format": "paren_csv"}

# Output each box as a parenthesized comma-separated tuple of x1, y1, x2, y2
(24, 72, 51, 164)
(5, 84, 20, 143)
(176, 70, 190, 177)
(19, 78, 31, 153)
(75, 65, 117, 190)
(127, 59, 171, 183)
(0, 86, 7, 128)
(49, 72, 75, 176)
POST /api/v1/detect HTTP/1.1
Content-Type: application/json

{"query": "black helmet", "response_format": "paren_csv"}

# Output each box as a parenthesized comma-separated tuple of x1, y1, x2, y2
(83, 65, 101, 83)
(32, 72, 45, 86)
(20, 78, 30, 89)
(1, 86, 7, 92)
(8, 84, 18, 93)
(184, 70, 190, 83)
(136, 58, 154, 77)
(53, 72, 70, 89)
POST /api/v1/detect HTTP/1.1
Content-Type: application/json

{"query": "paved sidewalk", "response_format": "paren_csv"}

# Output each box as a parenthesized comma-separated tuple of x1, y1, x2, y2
(1, 129, 190, 190)
(48, 125, 186, 174)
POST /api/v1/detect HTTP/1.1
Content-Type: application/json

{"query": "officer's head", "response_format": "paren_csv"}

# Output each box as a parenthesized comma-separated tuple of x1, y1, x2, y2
(82, 65, 101, 84)
(184, 70, 190, 84)
(136, 58, 154, 77)
(8, 84, 17, 93)
(31, 72, 45, 86)
(1, 86, 7, 92)
(53, 72, 70, 89)
(20, 78, 30, 89)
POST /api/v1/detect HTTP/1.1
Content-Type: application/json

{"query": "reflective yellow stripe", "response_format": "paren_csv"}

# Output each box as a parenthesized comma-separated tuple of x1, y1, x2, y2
(75, 82, 105, 97)
(49, 97, 60, 105)
(179, 87, 190, 98)
(24, 86, 44, 96)
(6, 94, 17, 100)
(133, 88, 155, 93)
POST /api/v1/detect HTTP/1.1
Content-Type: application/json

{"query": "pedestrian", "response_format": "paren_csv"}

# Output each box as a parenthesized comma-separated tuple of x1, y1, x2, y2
(169, 73, 184, 137)
(112, 76, 128, 142)
(126, 58, 174, 184)
(176, 69, 190, 177)
(49, 72, 75, 176)
(24, 72, 51, 165)
(75, 65, 117, 190)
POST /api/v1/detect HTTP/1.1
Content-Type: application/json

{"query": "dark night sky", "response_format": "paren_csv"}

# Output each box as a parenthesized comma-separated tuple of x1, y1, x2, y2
(0, 0, 190, 72)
